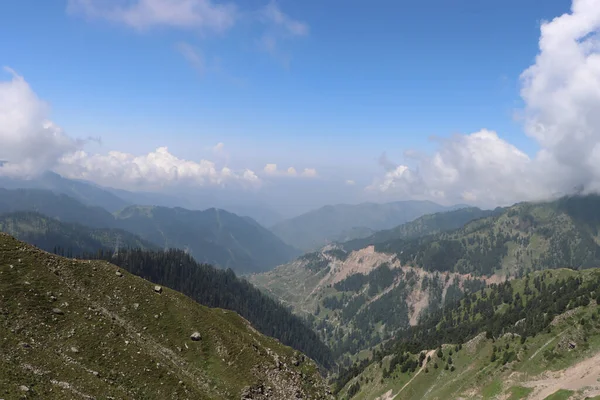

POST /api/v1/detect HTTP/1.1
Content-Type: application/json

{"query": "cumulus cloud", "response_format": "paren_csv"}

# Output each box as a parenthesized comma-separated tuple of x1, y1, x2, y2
(368, 130, 546, 205)
(346, 180, 356, 186)
(0, 69, 259, 190)
(0, 68, 80, 177)
(263, 164, 317, 178)
(370, 0, 600, 207)
(57, 147, 260, 190)
(67, 0, 237, 33)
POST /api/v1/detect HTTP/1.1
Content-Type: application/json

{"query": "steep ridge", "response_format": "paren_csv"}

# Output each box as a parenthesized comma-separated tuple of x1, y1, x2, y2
(0, 233, 331, 399)
(84, 247, 334, 369)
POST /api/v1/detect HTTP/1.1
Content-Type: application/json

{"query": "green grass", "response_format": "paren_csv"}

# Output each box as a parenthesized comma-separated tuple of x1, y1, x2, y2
(507, 386, 534, 400)
(0, 233, 328, 399)
(482, 379, 503, 399)
(543, 389, 574, 400)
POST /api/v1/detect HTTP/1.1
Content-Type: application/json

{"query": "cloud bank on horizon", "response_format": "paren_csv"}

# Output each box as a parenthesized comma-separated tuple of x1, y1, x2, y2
(0, 65, 316, 190)
(369, 0, 600, 207)
(2, 0, 600, 208)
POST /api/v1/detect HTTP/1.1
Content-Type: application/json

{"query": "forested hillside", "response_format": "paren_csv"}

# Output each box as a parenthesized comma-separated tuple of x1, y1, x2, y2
(82, 247, 334, 369)
(115, 205, 300, 273)
(343, 207, 500, 251)
(335, 268, 600, 399)
(250, 245, 487, 364)
(0, 233, 331, 399)
(375, 195, 600, 276)
(0, 212, 156, 256)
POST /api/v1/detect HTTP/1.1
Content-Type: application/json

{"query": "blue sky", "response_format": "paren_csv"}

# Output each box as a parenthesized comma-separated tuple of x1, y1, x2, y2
(2, 0, 598, 215)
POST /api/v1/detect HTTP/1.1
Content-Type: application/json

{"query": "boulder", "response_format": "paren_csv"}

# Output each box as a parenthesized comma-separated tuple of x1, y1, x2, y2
(190, 332, 202, 341)
(154, 286, 163, 294)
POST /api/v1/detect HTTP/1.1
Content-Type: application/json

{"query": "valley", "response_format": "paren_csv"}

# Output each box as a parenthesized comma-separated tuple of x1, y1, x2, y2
(4, 180, 600, 399)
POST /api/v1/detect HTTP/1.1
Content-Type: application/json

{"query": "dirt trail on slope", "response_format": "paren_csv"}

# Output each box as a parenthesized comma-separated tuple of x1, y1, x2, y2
(392, 350, 436, 399)
(523, 351, 600, 399)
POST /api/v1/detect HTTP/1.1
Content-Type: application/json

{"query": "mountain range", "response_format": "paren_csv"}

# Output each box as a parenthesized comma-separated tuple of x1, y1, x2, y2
(0, 188, 298, 274)
(270, 200, 468, 251)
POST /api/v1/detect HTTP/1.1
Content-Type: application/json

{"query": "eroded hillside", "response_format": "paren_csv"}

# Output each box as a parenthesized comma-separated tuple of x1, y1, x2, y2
(250, 245, 492, 359)
(0, 233, 331, 399)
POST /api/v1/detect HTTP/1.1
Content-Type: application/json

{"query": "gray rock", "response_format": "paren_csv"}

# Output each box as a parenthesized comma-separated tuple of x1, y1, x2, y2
(115, 271, 123, 277)
(19, 385, 29, 392)
(154, 285, 163, 294)
(52, 308, 64, 315)
(190, 332, 202, 341)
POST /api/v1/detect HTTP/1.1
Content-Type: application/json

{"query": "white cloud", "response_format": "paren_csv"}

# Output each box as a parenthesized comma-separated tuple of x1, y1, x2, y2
(0, 69, 259, 190)
(262, 1, 309, 36)
(302, 168, 317, 177)
(370, 0, 600, 207)
(258, 1, 308, 63)
(263, 163, 317, 178)
(67, 0, 237, 33)
(0, 68, 80, 177)
(287, 167, 298, 176)
(212, 142, 225, 154)
(345, 180, 356, 186)
(368, 130, 546, 205)
(57, 147, 261, 190)
(176, 42, 205, 74)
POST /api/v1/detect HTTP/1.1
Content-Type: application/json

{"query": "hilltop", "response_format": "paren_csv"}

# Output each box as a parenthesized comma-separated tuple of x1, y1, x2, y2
(0, 233, 331, 399)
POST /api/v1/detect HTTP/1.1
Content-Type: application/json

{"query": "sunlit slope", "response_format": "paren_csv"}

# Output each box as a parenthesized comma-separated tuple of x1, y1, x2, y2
(337, 268, 600, 400)
(0, 233, 331, 399)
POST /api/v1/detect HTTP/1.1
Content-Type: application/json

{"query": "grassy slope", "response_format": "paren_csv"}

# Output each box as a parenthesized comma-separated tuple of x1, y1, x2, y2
(338, 269, 600, 400)
(0, 234, 330, 399)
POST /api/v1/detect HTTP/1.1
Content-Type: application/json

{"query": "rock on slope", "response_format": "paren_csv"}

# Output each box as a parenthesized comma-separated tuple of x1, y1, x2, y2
(0, 233, 331, 399)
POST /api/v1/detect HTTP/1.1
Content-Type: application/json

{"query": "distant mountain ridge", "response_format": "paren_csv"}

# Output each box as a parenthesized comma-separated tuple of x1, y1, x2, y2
(271, 200, 468, 251)
(114, 205, 300, 274)
(0, 188, 298, 274)
(0, 171, 130, 212)
(0, 211, 157, 256)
